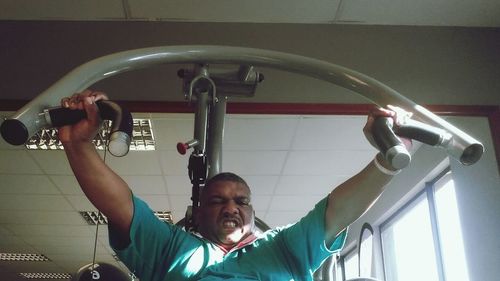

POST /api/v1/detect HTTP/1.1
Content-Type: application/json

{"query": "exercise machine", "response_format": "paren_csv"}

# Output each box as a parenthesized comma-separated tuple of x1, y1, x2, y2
(0, 45, 485, 279)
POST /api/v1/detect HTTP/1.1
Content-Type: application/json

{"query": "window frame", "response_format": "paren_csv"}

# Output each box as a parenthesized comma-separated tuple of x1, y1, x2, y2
(378, 167, 452, 281)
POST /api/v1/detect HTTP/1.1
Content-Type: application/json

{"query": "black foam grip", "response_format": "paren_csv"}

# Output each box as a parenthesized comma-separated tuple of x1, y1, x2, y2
(394, 119, 445, 146)
(372, 117, 404, 155)
(48, 101, 133, 138)
(48, 107, 87, 127)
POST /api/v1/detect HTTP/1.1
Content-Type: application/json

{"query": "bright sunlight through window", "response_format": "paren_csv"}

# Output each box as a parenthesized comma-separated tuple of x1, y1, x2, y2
(381, 169, 470, 281)
(344, 249, 358, 280)
(435, 176, 470, 281)
(382, 195, 440, 281)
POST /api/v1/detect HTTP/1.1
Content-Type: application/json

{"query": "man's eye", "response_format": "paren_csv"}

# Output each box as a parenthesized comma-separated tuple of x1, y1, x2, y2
(238, 199, 250, 206)
(210, 198, 224, 204)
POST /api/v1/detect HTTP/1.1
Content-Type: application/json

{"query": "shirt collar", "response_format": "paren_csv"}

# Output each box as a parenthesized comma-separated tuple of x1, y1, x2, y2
(193, 232, 260, 255)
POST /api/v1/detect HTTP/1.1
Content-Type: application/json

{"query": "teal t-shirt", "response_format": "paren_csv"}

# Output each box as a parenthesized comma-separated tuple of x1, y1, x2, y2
(109, 195, 347, 281)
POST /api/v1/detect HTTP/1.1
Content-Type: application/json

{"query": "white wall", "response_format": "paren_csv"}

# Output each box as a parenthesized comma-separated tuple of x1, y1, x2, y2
(344, 116, 499, 281)
(448, 117, 500, 281)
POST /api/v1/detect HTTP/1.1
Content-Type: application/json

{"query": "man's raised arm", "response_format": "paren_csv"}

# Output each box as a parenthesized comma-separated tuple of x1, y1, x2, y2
(59, 90, 133, 239)
(324, 107, 411, 244)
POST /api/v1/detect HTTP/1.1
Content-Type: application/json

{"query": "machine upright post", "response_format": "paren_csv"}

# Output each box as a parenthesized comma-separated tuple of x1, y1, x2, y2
(207, 96, 227, 179)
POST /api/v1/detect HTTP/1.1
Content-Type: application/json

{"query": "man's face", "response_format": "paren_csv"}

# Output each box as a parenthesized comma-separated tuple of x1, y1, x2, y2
(197, 180, 255, 249)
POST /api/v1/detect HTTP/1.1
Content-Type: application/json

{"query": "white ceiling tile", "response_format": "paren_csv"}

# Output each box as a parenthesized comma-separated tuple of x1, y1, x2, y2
(36, 244, 108, 255)
(0, 260, 63, 273)
(107, 151, 162, 175)
(223, 151, 288, 175)
(250, 195, 272, 212)
(265, 211, 305, 228)
(22, 235, 98, 247)
(292, 116, 372, 150)
(159, 150, 191, 176)
(65, 195, 95, 211)
(0, 210, 85, 225)
(255, 211, 267, 220)
(0, 174, 59, 194)
(122, 175, 167, 195)
(47, 253, 113, 262)
(0, 225, 12, 235)
(0, 194, 73, 211)
(140, 195, 170, 211)
(0, 241, 36, 252)
(152, 116, 194, 150)
(172, 211, 186, 224)
(5, 225, 93, 237)
(275, 175, 349, 195)
(224, 116, 298, 150)
(0, 135, 21, 150)
(90, 225, 109, 238)
(268, 195, 324, 212)
(0, 235, 27, 246)
(164, 175, 192, 195)
(167, 195, 191, 214)
(28, 150, 72, 175)
(0, 0, 125, 20)
(283, 150, 374, 175)
(0, 150, 43, 174)
(97, 236, 113, 251)
(242, 175, 279, 195)
(131, 112, 153, 119)
(49, 175, 83, 195)
(128, 0, 339, 23)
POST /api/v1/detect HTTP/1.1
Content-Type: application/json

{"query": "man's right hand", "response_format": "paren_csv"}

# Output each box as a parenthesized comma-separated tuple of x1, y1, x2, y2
(58, 90, 109, 145)
(59, 90, 133, 241)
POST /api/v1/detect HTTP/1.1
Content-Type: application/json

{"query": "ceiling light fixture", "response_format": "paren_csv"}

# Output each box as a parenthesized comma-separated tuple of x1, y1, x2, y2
(80, 210, 173, 225)
(25, 119, 155, 151)
(19, 272, 71, 279)
(0, 253, 50, 261)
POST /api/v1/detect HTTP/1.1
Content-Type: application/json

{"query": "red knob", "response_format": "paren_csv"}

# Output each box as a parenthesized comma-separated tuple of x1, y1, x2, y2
(177, 142, 188, 155)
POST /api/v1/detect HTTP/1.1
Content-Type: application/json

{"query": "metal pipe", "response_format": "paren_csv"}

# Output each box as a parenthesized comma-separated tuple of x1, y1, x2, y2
(207, 97, 227, 179)
(1, 45, 483, 165)
(193, 91, 209, 155)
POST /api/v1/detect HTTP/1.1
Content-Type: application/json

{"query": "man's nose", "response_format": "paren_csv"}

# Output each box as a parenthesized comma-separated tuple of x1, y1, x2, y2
(222, 200, 239, 215)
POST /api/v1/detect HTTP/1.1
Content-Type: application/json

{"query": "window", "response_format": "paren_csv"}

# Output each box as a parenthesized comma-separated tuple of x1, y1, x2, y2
(343, 248, 359, 280)
(434, 173, 470, 281)
(380, 168, 470, 281)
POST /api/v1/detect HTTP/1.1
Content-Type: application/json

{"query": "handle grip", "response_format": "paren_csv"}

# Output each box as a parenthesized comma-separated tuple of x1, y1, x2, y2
(372, 117, 454, 170)
(47, 101, 133, 157)
(1, 100, 133, 157)
(394, 119, 451, 147)
(372, 117, 411, 170)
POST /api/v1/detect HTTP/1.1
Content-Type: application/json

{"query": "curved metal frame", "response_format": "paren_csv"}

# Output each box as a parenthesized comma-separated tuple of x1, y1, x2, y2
(4, 45, 483, 165)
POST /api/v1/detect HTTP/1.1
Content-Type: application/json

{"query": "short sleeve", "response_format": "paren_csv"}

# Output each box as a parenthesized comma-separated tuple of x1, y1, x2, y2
(280, 196, 347, 276)
(109, 195, 204, 281)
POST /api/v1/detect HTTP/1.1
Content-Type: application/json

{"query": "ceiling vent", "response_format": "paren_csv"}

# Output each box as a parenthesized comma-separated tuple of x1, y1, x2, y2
(0, 253, 50, 261)
(79, 211, 108, 225)
(25, 119, 155, 151)
(19, 272, 72, 279)
(80, 210, 173, 225)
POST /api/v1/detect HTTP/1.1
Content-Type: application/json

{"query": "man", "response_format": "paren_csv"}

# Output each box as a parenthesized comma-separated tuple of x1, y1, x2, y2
(59, 90, 408, 281)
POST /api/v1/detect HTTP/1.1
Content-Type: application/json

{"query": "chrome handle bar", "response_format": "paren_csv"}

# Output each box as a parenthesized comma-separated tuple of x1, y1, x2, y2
(2, 45, 483, 165)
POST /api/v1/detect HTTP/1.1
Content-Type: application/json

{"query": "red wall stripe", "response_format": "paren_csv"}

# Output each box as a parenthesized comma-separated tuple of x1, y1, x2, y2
(1, 100, 498, 168)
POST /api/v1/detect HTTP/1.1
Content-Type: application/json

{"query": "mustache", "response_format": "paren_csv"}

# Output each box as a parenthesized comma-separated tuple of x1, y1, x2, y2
(220, 213, 242, 224)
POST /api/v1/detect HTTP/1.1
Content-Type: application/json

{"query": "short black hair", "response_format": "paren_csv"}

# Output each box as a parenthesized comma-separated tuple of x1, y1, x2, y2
(204, 172, 250, 192)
